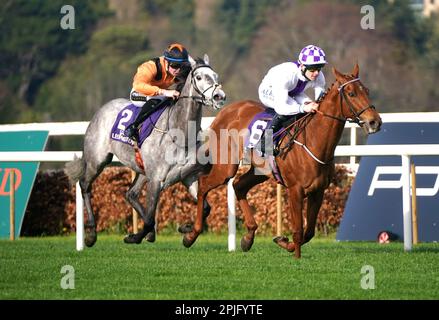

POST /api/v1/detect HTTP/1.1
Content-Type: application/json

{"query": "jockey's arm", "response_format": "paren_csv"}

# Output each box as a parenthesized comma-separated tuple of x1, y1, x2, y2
(293, 92, 313, 112)
(314, 87, 325, 101)
(272, 84, 303, 116)
(296, 74, 325, 112)
(314, 73, 326, 100)
(132, 61, 162, 96)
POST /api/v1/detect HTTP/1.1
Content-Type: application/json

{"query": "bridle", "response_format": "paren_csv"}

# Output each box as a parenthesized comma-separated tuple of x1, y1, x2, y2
(276, 77, 375, 164)
(316, 77, 375, 126)
(179, 64, 223, 108)
(152, 64, 222, 138)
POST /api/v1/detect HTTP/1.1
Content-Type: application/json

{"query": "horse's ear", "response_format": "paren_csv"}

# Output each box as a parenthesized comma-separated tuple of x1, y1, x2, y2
(352, 63, 359, 78)
(203, 54, 210, 65)
(332, 67, 343, 80)
(189, 55, 196, 68)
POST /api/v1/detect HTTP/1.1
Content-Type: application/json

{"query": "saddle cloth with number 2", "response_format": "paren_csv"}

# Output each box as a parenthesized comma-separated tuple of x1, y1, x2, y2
(110, 103, 168, 148)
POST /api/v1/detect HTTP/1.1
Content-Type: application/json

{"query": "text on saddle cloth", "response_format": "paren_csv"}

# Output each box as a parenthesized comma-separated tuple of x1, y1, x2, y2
(110, 103, 168, 148)
(245, 108, 287, 150)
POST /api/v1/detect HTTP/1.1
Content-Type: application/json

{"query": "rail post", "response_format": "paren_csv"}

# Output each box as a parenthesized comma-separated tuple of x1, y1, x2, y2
(227, 178, 236, 252)
(410, 162, 418, 245)
(401, 155, 413, 251)
(276, 184, 282, 236)
(131, 171, 138, 233)
(76, 181, 84, 251)
(9, 170, 15, 241)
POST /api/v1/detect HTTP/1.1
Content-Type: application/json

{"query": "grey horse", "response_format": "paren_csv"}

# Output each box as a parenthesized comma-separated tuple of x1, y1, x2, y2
(65, 55, 226, 247)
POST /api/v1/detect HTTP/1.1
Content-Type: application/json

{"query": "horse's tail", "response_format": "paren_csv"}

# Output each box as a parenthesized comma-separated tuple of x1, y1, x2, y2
(64, 155, 85, 185)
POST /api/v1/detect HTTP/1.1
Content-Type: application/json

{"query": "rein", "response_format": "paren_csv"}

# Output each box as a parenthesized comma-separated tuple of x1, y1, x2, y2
(275, 113, 324, 162)
(316, 77, 375, 125)
(151, 106, 172, 134)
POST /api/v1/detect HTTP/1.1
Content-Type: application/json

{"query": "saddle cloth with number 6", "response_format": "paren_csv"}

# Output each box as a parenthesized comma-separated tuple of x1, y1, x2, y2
(245, 108, 278, 150)
(110, 103, 168, 148)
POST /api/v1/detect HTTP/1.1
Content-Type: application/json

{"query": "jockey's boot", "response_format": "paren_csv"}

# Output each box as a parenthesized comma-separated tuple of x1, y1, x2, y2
(269, 114, 289, 156)
(258, 131, 269, 157)
(124, 99, 160, 142)
(270, 114, 288, 134)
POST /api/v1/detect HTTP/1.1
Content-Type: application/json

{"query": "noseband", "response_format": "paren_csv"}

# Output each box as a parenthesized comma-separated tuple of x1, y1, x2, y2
(318, 78, 375, 125)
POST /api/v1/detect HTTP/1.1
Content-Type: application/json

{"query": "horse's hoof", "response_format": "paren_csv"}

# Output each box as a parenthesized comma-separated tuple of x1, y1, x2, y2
(123, 233, 143, 244)
(145, 231, 156, 243)
(182, 235, 195, 248)
(85, 232, 97, 247)
(85, 235, 97, 247)
(240, 236, 254, 252)
(178, 223, 193, 234)
(273, 236, 289, 244)
(273, 236, 296, 252)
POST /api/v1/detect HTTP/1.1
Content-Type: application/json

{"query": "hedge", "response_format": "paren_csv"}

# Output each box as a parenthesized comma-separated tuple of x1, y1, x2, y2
(21, 165, 353, 236)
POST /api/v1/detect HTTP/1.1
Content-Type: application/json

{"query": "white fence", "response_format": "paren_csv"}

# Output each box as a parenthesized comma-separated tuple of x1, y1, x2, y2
(1, 112, 439, 252)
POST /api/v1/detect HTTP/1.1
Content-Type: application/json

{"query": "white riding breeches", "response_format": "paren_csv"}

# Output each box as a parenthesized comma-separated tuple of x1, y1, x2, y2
(130, 88, 167, 107)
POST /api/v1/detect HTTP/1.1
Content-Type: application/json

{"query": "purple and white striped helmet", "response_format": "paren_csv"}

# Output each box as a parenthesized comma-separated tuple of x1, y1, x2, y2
(298, 45, 327, 66)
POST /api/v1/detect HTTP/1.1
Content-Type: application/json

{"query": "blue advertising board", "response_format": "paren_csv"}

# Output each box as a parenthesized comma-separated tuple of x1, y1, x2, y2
(337, 123, 439, 242)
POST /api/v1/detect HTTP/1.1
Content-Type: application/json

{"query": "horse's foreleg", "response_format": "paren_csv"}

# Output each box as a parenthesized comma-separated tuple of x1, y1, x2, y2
(178, 177, 211, 234)
(182, 175, 209, 248)
(200, 199, 211, 232)
(124, 180, 161, 244)
(177, 201, 210, 234)
(303, 189, 325, 244)
(289, 186, 305, 258)
(233, 165, 268, 252)
(273, 186, 304, 258)
(124, 174, 157, 243)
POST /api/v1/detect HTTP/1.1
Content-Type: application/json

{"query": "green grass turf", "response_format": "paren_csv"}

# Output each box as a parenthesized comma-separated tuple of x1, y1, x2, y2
(1, 234, 438, 300)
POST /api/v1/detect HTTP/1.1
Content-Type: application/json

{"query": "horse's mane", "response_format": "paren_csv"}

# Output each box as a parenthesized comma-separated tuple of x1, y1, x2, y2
(194, 57, 206, 65)
(316, 83, 333, 103)
(175, 57, 208, 91)
(175, 63, 192, 91)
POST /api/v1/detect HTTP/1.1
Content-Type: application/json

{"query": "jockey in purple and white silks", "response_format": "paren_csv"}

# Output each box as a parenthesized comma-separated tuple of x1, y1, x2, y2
(258, 45, 327, 135)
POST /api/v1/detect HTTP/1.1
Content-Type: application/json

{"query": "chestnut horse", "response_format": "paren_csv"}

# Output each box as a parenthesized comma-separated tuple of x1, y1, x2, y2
(183, 63, 382, 258)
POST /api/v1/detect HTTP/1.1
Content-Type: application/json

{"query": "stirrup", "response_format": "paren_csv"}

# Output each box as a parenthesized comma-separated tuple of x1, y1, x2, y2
(257, 139, 266, 158)
(125, 126, 139, 142)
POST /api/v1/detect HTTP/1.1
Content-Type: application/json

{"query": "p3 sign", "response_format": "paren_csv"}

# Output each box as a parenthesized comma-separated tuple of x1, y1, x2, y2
(0, 131, 48, 238)
(337, 123, 439, 242)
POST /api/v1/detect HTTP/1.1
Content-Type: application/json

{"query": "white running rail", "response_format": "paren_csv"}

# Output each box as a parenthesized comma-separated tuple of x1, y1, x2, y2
(1, 112, 439, 252)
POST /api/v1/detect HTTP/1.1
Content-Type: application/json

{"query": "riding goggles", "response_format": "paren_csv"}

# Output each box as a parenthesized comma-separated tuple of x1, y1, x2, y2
(169, 62, 183, 69)
(305, 63, 326, 72)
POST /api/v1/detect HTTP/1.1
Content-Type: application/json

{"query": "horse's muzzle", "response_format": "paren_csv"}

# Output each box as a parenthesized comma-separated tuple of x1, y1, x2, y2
(213, 89, 226, 109)
(364, 115, 382, 134)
